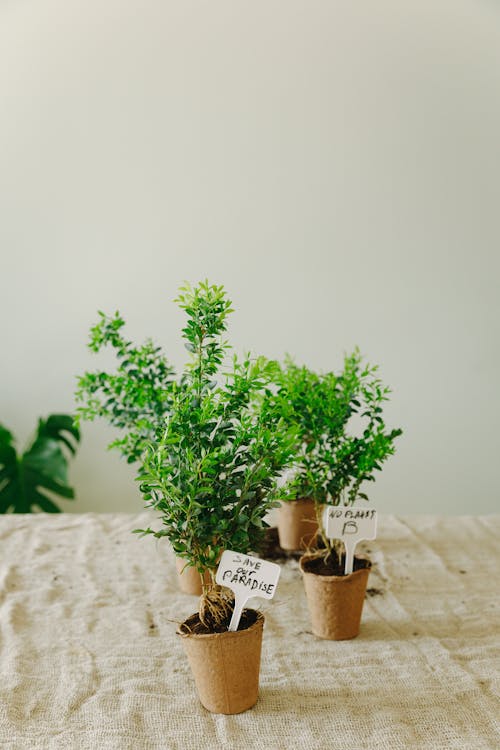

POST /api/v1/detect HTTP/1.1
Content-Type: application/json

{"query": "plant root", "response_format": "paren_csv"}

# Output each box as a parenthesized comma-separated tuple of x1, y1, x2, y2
(199, 585, 235, 630)
(324, 539, 343, 566)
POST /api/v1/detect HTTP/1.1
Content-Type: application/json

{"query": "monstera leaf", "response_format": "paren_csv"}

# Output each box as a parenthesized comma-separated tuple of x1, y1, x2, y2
(0, 415, 80, 513)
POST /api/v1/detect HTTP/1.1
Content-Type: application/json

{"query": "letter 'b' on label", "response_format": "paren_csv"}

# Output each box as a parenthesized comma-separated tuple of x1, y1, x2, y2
(323, 507, 378, 575)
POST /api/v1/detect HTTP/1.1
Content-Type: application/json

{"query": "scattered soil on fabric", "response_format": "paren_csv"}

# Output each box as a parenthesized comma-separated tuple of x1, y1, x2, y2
(302, 554, 371, 577)
(366, 587, 384, 597)
(178, 608, 259, 636)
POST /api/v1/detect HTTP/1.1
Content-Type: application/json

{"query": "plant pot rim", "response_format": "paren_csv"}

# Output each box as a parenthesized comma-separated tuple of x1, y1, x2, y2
(177, 610, 265, 640)
(299, 552, 372, 581)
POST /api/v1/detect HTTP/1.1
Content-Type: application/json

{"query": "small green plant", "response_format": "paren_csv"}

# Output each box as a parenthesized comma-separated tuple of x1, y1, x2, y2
(135, 282, 297, 626)
(272, 351, 402, 559)
(0, 414, 80, 513)
(75, 311, 176, 464)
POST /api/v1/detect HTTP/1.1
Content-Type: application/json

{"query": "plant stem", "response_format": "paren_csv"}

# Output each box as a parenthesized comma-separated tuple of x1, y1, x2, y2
(315, 500, 332, 557)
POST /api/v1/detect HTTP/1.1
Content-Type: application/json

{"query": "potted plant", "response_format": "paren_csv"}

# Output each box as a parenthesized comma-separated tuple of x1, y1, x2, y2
(133, 281, 296, 713)
(267, 360, 342, 550)
(276, 350, 402, 639)
(0, 414, 80, 512)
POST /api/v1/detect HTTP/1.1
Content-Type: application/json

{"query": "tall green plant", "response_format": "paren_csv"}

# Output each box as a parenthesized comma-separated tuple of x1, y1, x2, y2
(136, 282, 297, 611)
(0, 415, 80, 513)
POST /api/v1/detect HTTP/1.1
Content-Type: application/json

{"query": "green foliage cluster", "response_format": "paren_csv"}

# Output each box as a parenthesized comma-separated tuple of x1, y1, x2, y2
(75, 312, 176, 463)
(135, 282, 297, 578)
(76, 280, 402, 578)
(0, 415, 80, 513)
(270, 351, 402, 511)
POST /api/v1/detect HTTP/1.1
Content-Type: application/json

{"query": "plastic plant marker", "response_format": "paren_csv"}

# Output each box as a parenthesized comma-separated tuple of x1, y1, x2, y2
(323, 507, 378, 575)
(215, 550, 281, 631)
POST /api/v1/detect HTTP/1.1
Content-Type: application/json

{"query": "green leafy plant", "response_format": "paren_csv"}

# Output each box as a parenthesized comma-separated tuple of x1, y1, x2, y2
(75, 311, 176, 464)
(0, 414, 80, 513)
(271, 351, 402, 559)
(135, 282, 297, 625)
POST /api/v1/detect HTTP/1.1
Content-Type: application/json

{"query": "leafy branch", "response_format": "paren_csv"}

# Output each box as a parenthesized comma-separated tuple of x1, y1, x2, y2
(75, 311, 176, 464)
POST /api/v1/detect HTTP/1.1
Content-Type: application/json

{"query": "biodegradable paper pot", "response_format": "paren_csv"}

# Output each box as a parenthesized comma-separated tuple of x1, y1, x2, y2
(277, 498, 318, 551)
(178, 611, 265, 714)
(176, 558, 211, 596)
(300, 554, 371, 640)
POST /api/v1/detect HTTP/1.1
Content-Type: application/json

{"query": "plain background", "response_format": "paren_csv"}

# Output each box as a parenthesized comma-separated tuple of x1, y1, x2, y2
(1, 0, 499, 515)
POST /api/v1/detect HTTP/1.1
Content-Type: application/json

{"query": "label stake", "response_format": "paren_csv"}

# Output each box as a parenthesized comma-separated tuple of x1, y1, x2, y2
(323, 507, 378, 575)
(215, 550, 281, 631)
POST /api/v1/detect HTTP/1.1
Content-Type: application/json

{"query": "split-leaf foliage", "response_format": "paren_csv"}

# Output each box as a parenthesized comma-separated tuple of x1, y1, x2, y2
(0, 414, 80, 513)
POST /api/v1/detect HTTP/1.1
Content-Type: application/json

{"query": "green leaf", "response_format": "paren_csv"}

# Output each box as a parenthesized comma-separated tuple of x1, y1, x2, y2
(34, 494, 62, 513)
(0, 414, 80, 513)
(37, 414, 80, 454)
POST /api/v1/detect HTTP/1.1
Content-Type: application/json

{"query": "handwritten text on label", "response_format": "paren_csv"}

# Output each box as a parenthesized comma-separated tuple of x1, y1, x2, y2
(216, 551, 280, 598)
(324, 507, 377, 542)
(323, 506, 378, 575)
(216, 550, 281, 631)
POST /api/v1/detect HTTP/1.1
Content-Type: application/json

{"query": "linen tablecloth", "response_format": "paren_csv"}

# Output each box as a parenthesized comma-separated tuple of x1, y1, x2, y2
(0, 513, 498, 749)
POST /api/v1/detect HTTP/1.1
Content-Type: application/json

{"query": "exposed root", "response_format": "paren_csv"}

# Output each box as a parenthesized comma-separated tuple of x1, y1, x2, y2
(324, 539, 343, 566)
(198, 585, 235, 630)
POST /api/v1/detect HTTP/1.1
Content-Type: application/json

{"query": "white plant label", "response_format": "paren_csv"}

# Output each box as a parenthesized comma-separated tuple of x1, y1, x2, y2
(216, 550, 281, 632)
(323, 506, 378, 575)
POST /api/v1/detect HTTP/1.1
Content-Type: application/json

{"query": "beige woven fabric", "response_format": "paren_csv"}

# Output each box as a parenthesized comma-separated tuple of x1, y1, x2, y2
(0, 513, 498, 750)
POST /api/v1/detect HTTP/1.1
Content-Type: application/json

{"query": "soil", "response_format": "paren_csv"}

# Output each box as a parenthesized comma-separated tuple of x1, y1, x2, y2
(301, 554, 371, 577)
(366, 587, 384, 597)
(178, 608, 260, 636)
(256, 526, 303, 562)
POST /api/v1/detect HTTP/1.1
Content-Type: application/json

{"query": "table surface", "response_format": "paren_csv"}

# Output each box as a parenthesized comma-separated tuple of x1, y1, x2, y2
(0, 513, 498, 750)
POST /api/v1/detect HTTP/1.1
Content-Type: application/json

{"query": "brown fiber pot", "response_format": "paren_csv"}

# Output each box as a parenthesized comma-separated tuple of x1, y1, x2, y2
(300, 554, 371, 640)
(277, 498, 318, 551)
(176, 558, 211, 596)
(178, 612, 265, 714)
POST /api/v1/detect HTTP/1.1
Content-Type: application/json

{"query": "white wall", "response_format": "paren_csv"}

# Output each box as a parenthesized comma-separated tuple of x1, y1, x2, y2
(1, 0, 499, 515)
